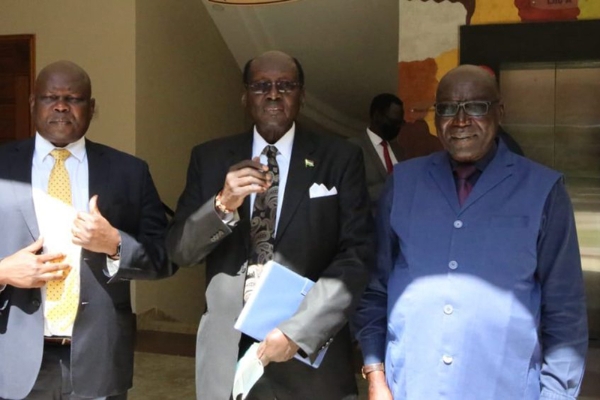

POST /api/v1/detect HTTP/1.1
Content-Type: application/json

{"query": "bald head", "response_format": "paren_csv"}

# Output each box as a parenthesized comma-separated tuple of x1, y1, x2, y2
(35, 60, 92, 97)
(30, 61, 95, 147)
(437, 65, 500, 101)
(243, 51, 304, 86)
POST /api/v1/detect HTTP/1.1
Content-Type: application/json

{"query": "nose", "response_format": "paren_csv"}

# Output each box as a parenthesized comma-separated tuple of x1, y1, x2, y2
(452, 106, 470, 126)
(53, 97, 69, 113)
(266, 82, 281, 100)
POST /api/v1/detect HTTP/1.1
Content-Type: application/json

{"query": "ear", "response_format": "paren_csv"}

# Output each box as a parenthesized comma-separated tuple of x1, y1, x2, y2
(497, 101, 505, 121)
(241, 93, 247, 108)
(89, 98, 96, 117)
(29, 93, 35, 114)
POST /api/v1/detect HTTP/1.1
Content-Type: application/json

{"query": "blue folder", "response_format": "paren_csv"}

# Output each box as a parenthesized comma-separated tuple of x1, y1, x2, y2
(234, 261, 327, 368)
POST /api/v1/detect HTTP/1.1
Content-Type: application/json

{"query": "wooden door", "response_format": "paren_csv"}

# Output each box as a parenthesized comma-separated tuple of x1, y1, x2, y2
(0, 35, 35, 145)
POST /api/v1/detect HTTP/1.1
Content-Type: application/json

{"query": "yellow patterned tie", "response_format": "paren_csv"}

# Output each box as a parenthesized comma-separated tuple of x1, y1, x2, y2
(45, 149, 79, 332)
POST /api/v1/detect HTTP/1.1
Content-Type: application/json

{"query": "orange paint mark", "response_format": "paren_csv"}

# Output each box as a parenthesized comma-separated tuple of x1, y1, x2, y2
(398, 59, 438, 124)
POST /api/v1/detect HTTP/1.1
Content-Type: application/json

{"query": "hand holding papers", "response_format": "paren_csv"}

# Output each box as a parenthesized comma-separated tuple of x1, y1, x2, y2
(233, 343, 264, 400)
(234, 261, 328, 368)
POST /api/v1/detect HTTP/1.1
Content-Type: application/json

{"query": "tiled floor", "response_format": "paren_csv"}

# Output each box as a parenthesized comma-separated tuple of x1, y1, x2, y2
(131, 330, 600, 399)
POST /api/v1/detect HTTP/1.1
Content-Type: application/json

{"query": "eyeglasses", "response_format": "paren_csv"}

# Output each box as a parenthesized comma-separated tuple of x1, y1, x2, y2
(246, 80, 302, 95)
(434, 100, 499, 117)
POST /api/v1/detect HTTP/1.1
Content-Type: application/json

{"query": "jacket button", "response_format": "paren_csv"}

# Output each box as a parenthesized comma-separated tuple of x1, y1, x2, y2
(31, 299, 41, 308)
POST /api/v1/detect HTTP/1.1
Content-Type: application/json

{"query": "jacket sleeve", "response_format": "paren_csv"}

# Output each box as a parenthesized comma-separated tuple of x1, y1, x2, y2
(537, 180, 587, 400)
(166, 145, 234, 267)
(352, 175, 396, 365)
(109, 161, 175, 281)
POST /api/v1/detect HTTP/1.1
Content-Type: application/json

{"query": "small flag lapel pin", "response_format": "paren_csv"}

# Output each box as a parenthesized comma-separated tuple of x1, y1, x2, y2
(305, 159, 315, 168)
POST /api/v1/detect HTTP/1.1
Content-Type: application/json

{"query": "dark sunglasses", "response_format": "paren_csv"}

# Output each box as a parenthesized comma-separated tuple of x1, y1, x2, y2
(246, 80, 302, 95)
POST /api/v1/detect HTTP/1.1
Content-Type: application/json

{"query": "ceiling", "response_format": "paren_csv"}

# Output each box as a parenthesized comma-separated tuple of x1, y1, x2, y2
(202, 0, 399, 137)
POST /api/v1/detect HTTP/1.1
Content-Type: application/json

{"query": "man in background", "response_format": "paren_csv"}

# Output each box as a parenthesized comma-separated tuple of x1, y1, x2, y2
(350, 93, 404, 213)
(0, 61, 173, 399)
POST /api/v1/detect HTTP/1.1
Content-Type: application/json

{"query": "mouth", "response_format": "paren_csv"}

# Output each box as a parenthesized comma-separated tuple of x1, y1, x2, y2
(264, 106, 283, 114)
(450, 133, 476, 142)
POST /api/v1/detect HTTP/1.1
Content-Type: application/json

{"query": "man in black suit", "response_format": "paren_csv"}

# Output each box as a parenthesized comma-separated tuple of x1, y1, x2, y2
(167, 51, 372, 399)
(350, 93, 404, 214)
(0, 61, 173, 399)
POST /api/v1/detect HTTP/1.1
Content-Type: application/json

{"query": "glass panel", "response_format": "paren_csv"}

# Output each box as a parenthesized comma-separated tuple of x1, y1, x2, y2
(499, 64, 556, 167)
(556, 63, 600, 336)
(500, 62, 600, 336)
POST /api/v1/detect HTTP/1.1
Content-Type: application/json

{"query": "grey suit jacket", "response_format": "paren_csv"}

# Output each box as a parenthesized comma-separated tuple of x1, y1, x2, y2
(167, 129, 373, 400)
(349, 131, 403, 212)
(0, 138, 174, 399)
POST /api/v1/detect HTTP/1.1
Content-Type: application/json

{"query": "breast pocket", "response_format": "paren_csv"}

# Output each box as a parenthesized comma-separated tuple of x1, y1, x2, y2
(484, 215, 537, 286)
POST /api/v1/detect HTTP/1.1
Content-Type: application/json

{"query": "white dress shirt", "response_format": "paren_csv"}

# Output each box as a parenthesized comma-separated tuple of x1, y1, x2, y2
(31, 133, 118, 336)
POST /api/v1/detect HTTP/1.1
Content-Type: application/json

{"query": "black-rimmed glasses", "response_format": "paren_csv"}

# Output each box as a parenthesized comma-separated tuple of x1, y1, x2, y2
(434, 100, 499, 117)
(246, 80, 302, 95)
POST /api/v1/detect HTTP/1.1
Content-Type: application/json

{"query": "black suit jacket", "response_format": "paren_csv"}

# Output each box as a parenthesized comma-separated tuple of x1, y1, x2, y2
(167, 128, 373, 400)
(0, 138, 173, 399)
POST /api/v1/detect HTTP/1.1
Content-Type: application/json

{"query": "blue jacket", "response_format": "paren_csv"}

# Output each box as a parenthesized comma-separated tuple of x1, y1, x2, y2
(354, 141, 587, 400)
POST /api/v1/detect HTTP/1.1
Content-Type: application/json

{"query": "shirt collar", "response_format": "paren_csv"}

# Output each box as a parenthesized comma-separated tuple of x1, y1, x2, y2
(252, 123, 295, 160)
(366, 128, 385, 147)
(35, 133, 87, 163)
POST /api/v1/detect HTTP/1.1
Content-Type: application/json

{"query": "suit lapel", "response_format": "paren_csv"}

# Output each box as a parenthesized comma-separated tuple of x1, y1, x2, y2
(461, 142, 514, 211)
(428, 142, 515, 215)
(275, 130, 317, 244)
(362, 133, 388, 180)
(428, 151, 461, 214)
(86, 140, 111, 211)
(9, 139, 39, 239)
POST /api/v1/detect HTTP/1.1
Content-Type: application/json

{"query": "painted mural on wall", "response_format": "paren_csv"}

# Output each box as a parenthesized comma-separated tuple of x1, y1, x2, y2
(399, 0, 600, 132)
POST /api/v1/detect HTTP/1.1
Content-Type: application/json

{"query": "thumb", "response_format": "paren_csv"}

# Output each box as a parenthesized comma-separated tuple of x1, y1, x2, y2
(25, 236, 44, 253)
(89, 195, 100, 215)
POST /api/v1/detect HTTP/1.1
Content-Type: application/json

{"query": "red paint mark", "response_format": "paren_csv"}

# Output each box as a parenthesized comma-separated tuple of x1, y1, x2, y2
(514, 0, 579, 21)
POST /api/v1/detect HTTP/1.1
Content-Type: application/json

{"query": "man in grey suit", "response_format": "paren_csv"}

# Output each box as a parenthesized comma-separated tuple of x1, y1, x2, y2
(0, 61, 173, 399)
(350, 93, 404, 214)
(167, 51, 373, 399)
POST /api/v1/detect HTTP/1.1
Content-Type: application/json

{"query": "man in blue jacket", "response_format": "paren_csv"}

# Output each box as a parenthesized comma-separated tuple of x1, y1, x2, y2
(354, 64, 588, 400)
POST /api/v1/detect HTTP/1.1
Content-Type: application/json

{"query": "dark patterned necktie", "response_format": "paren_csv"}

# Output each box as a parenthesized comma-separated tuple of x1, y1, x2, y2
(244, 145, 279, 302)
(455, 164, 477, 206)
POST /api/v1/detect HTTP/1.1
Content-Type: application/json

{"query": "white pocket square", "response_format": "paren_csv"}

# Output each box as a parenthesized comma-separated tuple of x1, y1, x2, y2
(309, 183, 338, 198)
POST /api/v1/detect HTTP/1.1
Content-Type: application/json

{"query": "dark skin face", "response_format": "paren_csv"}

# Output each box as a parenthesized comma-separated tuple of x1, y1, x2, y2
(30, 62, 95, 148)
(435, 66, 503, 163)
(242, 52, 304, 144)
(370, 102, 404, 142)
